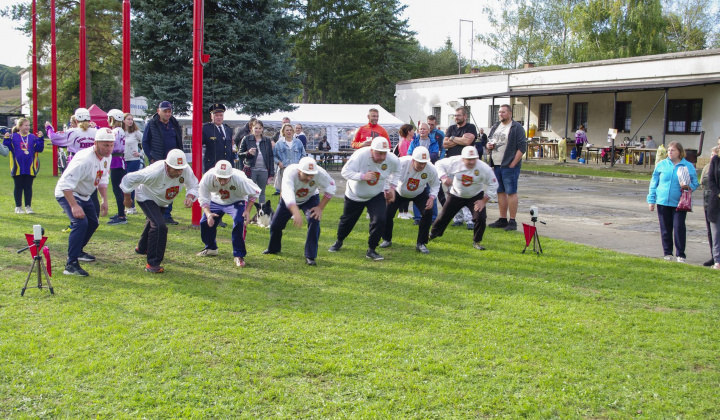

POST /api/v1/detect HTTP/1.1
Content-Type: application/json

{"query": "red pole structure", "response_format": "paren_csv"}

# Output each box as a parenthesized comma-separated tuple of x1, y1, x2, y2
(122, 0, 131, 113)
(191, 0, 206, 225)
(79, 0, 87, 107)
(31, 0, 37, 134)
(51, 0, 58, 176)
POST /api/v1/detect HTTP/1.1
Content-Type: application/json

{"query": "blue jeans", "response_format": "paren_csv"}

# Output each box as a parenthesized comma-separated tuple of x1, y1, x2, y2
(494, 165, 521, 195)
(57, 195, 99, 263)
(199, 201, 248, 257)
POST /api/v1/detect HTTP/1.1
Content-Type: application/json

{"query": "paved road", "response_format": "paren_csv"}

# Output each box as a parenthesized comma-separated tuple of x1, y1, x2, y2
(329, 171, 711, 266)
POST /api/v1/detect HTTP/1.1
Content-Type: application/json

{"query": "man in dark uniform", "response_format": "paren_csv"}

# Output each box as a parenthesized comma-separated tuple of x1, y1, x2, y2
(202, 103, 235, 173)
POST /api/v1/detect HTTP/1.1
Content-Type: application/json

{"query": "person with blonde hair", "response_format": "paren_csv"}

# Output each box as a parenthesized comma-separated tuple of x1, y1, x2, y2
(273, 122, 305, 195)
(107, 109, 129, 225)
(3, 118, 44, 214)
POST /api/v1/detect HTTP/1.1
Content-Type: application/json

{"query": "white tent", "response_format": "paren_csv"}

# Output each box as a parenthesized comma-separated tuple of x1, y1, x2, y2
(177, 103, 405, 151)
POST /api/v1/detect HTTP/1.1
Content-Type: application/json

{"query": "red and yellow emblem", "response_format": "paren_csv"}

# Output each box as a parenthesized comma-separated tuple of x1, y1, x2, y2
(407, 178, 420, 191)
(297, 188, 309, 198)
(165, 186, 180, 199)
(93, 170, 104, 186)
(219, 189, 230, 199)
(461, 174, 473, 187)
(366, 171, 381, 186)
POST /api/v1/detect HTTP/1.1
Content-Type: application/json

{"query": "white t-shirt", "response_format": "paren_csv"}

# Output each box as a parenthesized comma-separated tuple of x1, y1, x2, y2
(341, 147, 400, 202)
(388, 156, 440, 199)
(54, 146, 110, 201)
(124, 130, 143, 162)
(281, 163, 337, 206)
(489, 122, 512, 164)
(120, 160, 199, 207)
(198, 168, 261, 207)
(435, 156, 498, 200)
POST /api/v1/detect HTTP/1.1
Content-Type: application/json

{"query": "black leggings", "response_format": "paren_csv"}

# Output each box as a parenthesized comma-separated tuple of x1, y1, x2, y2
(13, 175, 34, 207)
(111, 167, 127, 217)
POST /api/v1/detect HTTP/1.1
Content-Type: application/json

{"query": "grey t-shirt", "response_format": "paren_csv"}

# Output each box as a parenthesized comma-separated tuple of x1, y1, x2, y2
(253, 149, 267, 171)
(489, 122, 512, 165)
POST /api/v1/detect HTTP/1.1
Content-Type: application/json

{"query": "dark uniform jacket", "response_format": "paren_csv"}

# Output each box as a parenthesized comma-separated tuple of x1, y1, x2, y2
(202, 122, 234, 173)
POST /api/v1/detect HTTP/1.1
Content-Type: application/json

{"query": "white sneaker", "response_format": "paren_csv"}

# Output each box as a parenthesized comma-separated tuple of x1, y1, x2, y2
(713, 263, 720, 270)
(663, 255, 673, 261)
(25, 206, 35, 214)
(126, 207, 137, 215)
(196, 248, 219, 257)
(676, 257, 686, 263)
(15, 207, 24, 214)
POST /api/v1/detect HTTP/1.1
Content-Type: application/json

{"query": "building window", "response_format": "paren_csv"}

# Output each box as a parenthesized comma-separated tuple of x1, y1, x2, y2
(539, 104, 552, 131)
(573, 102, 588, 131)
(488, 105, 499, 126)
(667, 99, 702, 133)
(513, 104, 525, 126)
(432, 107, 441, 121)
(614, 102, 631, 133)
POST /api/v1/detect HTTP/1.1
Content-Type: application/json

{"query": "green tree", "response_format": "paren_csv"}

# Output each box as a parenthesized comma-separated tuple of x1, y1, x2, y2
(664, 0, 720, 51)
(131, 0, 299, 117)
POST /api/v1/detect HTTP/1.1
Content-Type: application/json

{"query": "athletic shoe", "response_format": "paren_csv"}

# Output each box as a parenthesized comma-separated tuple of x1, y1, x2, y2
(473, 242, 486, 250)
(218, 221, 227, 228)
(379, 240, 392, 248)
(488, 218, 508, 228)
(504, 220, 518, 231)
(62, 226, 73, 233)
(165, 217, 179, 225)
(366, 249, 384, 261)
(713, 263, 720, 270)
(145, 264, 164, 273)
(413, 220, 420, 225)
(272, 191, 281, 196)
(134, 247, 146, 255)
(663, 255, 673, 261)
(703, 259, 714, 267)
(262, 249, 277, 255)
(25, 206, 35, 214)
(234, 257, 245, 268)
(78, 252, 96, 262)
(63, 261, 89, 277)
(126, 207, 137, 215)
(416, 243, 429, 254)
(466, 222, 475, 230)
(107, 216, 127, 225)
(15, 207, 24, 214)
(428, 233, 437, 241)
(196, 248, 219, 257)
(328, 240, 343, 252)
(451, 221, 462, 227)
(306, 258, 317, 266)
(677, 257, 686, 263)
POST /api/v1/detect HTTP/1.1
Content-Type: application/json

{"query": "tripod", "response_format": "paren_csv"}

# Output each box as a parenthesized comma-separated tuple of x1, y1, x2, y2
(19, 241, 54, 296)
(522, 219, 544, 255)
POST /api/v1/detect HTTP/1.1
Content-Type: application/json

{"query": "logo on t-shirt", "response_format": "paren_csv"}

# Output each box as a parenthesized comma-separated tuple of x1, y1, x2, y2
(474, 169, 479, 176)
(366, 171, 381, 186)
(461, 175, 473, 187)
(297, 188, 309, 198)
(309, 180, 315, 187)
(381, 164, 387, 171)
(407, 178, 420, 191)
(179, 177, 184, 184)
(165, 186, 180, 199)
(230, 185, 236, 190)
(93, 170, 103, 186)
(421, 173, 427, 179)
(219, 189, 230, 200)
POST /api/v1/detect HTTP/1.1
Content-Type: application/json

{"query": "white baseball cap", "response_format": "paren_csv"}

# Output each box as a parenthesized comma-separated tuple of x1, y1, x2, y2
(461, 145, 479, 159)
(94, 127, 114, 142)
(298, 156, 319, 175)
(166, 149, 188, 169)
(370, 137, 391, 152)
(411, 146, 431, 163)
(74, 108, 91, 122)
(214, 160, 233, 178)
(107, 109, 124, 121)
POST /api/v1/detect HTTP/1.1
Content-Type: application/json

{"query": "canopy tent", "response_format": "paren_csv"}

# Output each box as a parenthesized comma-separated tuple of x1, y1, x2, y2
(177, 103, 405, 151)
(88, 104, 109, 129)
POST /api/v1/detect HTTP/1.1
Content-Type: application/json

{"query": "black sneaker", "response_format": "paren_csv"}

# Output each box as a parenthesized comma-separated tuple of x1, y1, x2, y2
(703, 259, 715, 267)
(379, 240, 392, 248)
(107, 215, 127, 225)
(366, 249, 384, 261)
(451, 221, 463, 227)
(504, 220, 518, 231)
(64, 261, 89, 276)
(165, 217, 179, 225)
(306, 257, 317, 266)
(466, 222, 475, 230)
(328, 240, 343, 252)
(262, 249, 277, 255)
(413, 220, 420, 225)
(78, 252, 96, 262)
(488, 218, 508, 228)
(416, 243, 429, 254)
(218, 221, 227, 228)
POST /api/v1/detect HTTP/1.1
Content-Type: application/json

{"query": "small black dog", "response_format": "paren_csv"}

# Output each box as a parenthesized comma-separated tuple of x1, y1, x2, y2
(250, 200, 274, 228)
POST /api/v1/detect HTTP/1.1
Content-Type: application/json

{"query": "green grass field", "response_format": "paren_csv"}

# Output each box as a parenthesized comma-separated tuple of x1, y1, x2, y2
(1, 153, 718, 418)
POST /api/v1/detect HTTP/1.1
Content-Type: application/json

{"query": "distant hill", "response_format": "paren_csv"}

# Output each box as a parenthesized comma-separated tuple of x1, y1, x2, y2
(0, 86, 21, 107)
(0, 64, 22, 90)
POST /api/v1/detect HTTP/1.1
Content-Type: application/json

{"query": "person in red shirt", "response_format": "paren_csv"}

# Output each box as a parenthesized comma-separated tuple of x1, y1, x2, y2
(351, 108, 389, 149)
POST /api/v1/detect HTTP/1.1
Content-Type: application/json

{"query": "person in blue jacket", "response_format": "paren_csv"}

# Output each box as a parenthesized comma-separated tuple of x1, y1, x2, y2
(3, 118, 44, 214)
(647, 141, 699, 263)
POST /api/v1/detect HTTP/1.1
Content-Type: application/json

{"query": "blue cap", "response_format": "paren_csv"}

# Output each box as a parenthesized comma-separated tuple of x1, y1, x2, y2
(158, 101, 173, 110)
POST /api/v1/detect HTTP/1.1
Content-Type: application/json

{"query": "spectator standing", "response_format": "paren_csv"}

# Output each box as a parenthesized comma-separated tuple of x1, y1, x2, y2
(487, 104, 527, 231)
(4, 118, 44, 214)
(238, 120, 275, 214)
(318, 135, 331, 164)
(574, 125, 587, 160)
(202, 103, 234, 173)
(476, 127, 488, 161)
(122, 113, 144, 215)
(233, 117, 257, 155)
(142, 100, 184, 225)
(351, 108, 389, 149)
(444, 107, 478, 229)
(647, 141, 699, 263)
(701, 143, 720, 267)
(273, 123, 305, 196)
(294, 124, 308, 149)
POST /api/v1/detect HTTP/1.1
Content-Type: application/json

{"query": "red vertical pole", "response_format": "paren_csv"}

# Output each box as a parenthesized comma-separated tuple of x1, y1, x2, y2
(51, 0, 58, 176)
(191, 0, 205, 225)
(79, 0, 87, 107)
(31, 0, 37, 134)
(122, 0, 131, 113)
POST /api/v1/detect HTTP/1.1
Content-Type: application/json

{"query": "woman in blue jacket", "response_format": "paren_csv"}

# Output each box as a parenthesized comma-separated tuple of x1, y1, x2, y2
(647, 141, 699, 263)
(4, 118, 44, 214)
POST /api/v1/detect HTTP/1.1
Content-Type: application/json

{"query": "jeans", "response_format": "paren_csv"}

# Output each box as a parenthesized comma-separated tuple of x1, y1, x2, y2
(57, 195, 99, 263)
(200, 201, 248, 257)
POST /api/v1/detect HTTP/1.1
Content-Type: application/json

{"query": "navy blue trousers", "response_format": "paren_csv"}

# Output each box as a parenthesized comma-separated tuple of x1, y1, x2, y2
(57, 195, 99, 263)
(200, 201, 248, 257)
(267, 194, 321, 259)
(656, 204, 687, 258)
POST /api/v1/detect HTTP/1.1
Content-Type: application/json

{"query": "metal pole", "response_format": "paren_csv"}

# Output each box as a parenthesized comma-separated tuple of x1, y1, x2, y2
(564, 94, 569, 141)
(79, 0, 87, 107)
(51, 0, 58, 176)
(191, 0, 205, 225)
(122, 0, 131, 113)
(662, 88, 668, 146)
(611, 92, 617, 167)
(470, 21, 474, 70)
(31, 0, 37, 134)
(458, 19, 461, 75)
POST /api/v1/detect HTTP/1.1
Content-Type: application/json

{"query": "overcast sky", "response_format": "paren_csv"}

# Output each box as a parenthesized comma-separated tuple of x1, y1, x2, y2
(0, 0, 489, 68)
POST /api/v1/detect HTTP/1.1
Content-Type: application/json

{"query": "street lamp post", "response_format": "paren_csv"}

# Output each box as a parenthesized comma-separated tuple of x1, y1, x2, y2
(458, 19, 474, 75)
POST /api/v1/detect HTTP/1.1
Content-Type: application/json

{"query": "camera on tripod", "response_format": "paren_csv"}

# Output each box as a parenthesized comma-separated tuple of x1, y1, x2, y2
(530, 206, 539, 222)
(18, 224, 54, 296)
